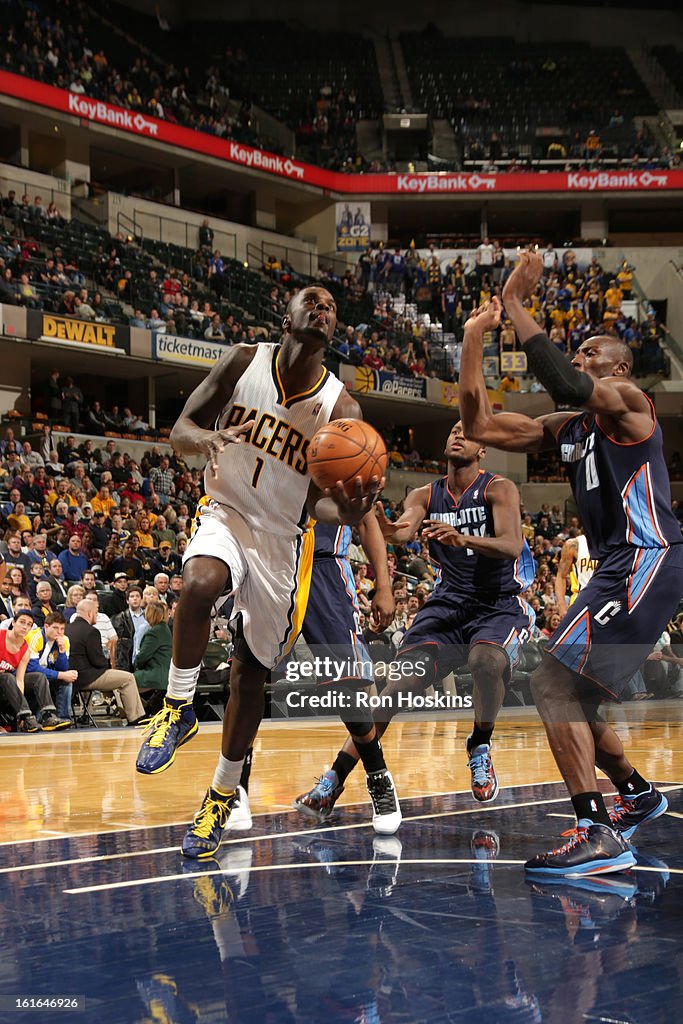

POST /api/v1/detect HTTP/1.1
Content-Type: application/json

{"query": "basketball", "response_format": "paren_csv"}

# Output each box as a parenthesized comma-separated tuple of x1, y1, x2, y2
(308, 419, 388, 496)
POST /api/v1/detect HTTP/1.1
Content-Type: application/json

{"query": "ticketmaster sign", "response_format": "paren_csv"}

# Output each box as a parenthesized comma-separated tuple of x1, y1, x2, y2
(154, 334, 228, 367)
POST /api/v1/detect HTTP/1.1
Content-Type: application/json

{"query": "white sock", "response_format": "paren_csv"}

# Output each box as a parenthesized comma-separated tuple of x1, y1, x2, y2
(212, 754, 244, 794)
(167, 662, 201, 701)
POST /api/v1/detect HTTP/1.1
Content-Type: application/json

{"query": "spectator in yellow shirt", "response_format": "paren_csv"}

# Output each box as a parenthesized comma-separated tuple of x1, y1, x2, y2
(91, 485, 117, 518)
(47, 480, 78, 508)
(7, 502, 32, 534)
(604, 280, 623, 310)
(135, 515, 155, 549)
(499, 372, 520, 393)
(617, 262, 633, 297)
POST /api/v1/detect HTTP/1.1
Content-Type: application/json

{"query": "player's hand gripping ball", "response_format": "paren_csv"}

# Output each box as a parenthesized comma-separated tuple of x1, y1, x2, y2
(308, 419, 388, 498)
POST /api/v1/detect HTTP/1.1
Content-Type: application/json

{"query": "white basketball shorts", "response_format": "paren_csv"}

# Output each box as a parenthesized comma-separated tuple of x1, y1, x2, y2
(183, 499, 314, 669)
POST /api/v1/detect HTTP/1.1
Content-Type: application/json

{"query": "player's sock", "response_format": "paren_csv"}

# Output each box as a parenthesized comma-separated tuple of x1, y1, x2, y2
(213, 753, 245, 794)
(616, 769, 650, 798)
(239, 747, 253, 793)
(354, 736, 386, 775)
(467, 725, 494, 752)
(167, 662, 201, 701)
(571, 791, 612, 827)
(331, 750, 357, 785)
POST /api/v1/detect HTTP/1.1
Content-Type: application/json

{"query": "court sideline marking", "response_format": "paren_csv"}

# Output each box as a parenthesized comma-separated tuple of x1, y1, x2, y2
(2, 784, 678, 879)
(64, 859, 683, 896)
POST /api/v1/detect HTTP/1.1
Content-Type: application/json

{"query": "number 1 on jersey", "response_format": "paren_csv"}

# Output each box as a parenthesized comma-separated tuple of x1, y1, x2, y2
(251, 456, 264, 489)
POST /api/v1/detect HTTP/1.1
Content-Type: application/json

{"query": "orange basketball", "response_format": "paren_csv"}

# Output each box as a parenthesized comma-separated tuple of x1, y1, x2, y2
(308, 419, 388, 497)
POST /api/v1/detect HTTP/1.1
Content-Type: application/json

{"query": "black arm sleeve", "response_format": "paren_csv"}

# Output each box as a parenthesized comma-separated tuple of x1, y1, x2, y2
(522, 333, 595, 406)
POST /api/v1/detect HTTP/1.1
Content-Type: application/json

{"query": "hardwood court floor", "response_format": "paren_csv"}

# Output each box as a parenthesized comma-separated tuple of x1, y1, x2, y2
(1, 702, 682, 843)
(1, 704, 682, 1024)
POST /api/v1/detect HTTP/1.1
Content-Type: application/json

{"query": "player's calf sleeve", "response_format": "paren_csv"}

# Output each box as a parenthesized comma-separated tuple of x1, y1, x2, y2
(167, 662, 201, 701)
(331, 749, 359, 782)
(352, 734, 387, 775)
(239, 747, 253, 792)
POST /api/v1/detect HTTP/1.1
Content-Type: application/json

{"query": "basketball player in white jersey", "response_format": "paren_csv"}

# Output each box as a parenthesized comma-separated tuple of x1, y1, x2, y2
(136, 286, 391, 859)
(554, 533, 598, 617)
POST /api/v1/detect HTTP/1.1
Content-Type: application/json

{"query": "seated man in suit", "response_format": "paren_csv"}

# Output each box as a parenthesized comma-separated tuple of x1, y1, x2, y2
(65, 599, 147, 726)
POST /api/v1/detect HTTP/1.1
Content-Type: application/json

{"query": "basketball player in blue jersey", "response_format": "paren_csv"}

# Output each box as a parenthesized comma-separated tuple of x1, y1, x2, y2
(460, 251, 682, 877)
(292, 518, 395, 827)
(135, 286, 393, 859)
(295, 420, 536, 827)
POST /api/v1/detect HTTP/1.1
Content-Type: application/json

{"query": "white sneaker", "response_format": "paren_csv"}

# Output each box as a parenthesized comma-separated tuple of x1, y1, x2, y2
(366, 769, 402, 835)
(224, 786, 252, 832)
(368, 836, 403, 896)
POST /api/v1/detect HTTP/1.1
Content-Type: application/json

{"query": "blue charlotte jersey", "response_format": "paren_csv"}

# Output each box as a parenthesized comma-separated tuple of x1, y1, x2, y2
(557, 403, 682, 559)
(426, 471, 534, 596)
(313, 523, 352, 560)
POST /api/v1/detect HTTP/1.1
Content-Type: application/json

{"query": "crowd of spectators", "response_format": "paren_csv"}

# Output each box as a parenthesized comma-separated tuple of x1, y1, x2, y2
(0, 4, 286, 156)
(1, 3, 671, 176)
(323, 243, 671, 385)
(463, 126, 671, 172)
(0, 5, 381, 174)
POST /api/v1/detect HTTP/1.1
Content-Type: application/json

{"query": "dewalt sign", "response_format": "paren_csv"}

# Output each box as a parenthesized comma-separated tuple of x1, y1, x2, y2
(27, 311, 130, 353)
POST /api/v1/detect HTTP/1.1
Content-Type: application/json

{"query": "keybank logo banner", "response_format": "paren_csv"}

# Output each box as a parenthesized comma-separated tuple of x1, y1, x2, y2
(4, 71, 683, 196)
(27, 311, 130, 352)
(154, 333, 227, 367)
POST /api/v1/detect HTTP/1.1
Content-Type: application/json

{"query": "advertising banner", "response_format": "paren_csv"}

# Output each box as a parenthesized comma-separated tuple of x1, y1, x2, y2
(335, 202, 371, 250)
(26, 310, 130, 352)
(153, 333, 227, 368)
(4, 72, 683, 197)
(354, 366, 427, 400)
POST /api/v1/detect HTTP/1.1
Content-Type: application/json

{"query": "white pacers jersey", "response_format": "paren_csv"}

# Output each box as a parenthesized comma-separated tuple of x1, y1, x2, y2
(207, 343, 344, 536)
(570, 533, 598, 600)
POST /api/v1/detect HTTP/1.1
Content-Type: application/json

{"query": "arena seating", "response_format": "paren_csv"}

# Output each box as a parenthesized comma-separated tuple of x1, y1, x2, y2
(652, 46, 683, 97)
(400, 30, 658, 159)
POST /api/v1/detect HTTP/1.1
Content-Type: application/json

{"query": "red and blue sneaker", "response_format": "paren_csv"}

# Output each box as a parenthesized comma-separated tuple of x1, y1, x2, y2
(182, 787, 237, 859)
(609, 787, 668, 840)
(525, 821, 636, 877)
(467, 743, 499, 803)
(293, 770, 344, 822)
(136, 697, 198, 775)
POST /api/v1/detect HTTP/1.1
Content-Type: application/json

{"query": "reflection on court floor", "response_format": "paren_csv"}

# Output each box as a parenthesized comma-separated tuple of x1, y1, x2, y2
(0, 776, 681, 1024)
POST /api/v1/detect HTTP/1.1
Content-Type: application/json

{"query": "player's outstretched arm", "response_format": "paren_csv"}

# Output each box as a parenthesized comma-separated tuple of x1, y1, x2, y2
(459, 299, 567, 452)
(358, 512, 395, 629)
(422, 477, 523, 559)
(503, 252, 652, 440)
(375, 486, 430, 543)
(554, 538, 577, 618)
(170, 346, 256, 478)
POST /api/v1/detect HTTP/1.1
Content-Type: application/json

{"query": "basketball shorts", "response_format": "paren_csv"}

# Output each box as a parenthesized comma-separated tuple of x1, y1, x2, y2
(397, 586, 535, 682)
(183, 499, 314, 669)
(297, 554, 373, 686)
(547, 544, 683, 699)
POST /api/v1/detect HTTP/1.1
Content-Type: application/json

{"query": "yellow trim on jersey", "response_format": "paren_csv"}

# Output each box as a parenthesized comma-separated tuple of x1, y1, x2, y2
(275, 348, 328, 408)
(190, 495, 211, 539)
(279, 527, 315, 659)
(569, 564, 580, 598)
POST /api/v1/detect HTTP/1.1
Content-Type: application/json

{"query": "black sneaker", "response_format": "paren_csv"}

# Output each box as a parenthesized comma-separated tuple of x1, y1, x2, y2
(609, 787, 668, 840)
(40, 712, 72, 731)
(525, 821, 636, 877)
(17, 715, 42, 733)
(366, 769, 402, 835)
